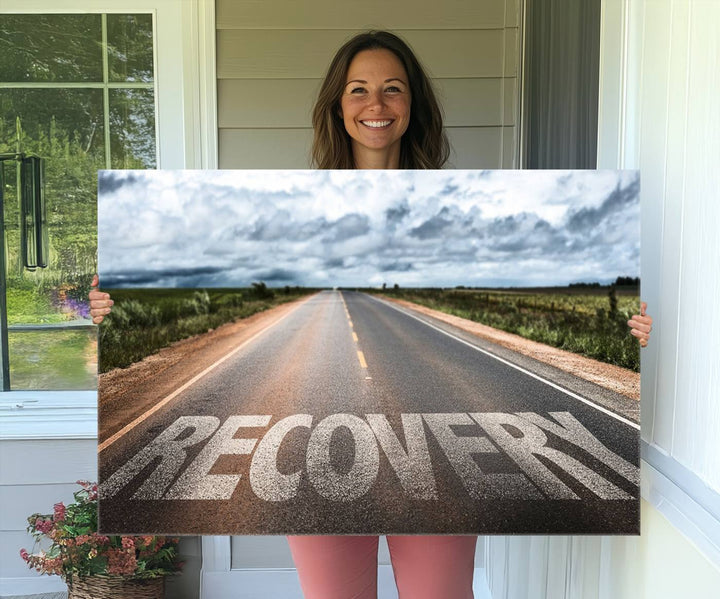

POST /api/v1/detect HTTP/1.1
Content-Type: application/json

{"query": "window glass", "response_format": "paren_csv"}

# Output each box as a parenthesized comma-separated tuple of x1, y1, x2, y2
(107, 14, 154, 83)
(8, 330, 97, 390)
(109, 89, 156, 168)
(0, 14, 103, 82)
(0, 13, 155, 390)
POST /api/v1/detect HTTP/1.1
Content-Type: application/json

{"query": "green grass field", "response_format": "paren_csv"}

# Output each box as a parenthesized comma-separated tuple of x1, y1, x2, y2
(373, 286, 641, 372)
(99, 286, 316, 373)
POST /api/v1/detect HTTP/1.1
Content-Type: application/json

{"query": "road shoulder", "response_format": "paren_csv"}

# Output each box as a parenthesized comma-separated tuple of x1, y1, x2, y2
(381, 296, 640, 404)
(98, 295, 314, 443)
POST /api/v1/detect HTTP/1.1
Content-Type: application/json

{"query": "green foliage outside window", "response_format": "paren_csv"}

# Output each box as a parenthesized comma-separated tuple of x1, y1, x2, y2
(0, 13, 156, 389)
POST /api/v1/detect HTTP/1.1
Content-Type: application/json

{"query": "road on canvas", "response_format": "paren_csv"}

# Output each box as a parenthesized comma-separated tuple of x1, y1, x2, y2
(98, 290, 640, 535)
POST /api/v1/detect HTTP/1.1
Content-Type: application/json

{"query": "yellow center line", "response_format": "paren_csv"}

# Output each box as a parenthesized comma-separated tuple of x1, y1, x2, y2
(342, 292, 368, 371)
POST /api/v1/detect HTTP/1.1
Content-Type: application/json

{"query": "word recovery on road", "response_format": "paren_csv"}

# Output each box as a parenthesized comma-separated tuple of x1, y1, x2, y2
(103, 411, 638, 502)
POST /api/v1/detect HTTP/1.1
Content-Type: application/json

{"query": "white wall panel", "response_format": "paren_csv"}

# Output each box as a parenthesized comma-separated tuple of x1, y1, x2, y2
(651, 0, 689, 463)
(486, 1, 720, 597)
(230, 536, 296, 569)
(502, 126, 518, 168)
(0, 531, 49, 579)
(217, 0, 508, 30)
(503, 27, 519, 77)
(0, 483, 79, 530)
(446, 127, 505, 168)
(218, 79, 320, 128)
(218, 29, 507, 80)
(503, 78, 517, 126)
(219, 128, 313, 168)
(638, 0, 675, 450)
(440, 79, 507, 126)
(0, 440, 97, 581)
(505, 0, 520, 29)
(672, 0, 720, 485)
(0, 440, 97, 485)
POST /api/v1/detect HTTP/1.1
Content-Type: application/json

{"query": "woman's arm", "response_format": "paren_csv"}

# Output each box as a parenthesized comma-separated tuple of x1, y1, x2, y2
(88, 274, 113, 324)
(628, 301, 653, 348)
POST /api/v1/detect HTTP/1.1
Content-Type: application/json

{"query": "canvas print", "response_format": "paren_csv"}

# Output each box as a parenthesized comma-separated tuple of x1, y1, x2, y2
(97, 169, 641, 535)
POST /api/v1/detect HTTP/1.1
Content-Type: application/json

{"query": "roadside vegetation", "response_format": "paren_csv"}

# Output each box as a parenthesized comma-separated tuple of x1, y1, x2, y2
(370, 282, 641, 372)
(99, 284, 315, 373)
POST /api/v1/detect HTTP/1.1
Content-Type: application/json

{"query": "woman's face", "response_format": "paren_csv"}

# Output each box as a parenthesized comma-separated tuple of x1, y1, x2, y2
(340, 49, 411, 161)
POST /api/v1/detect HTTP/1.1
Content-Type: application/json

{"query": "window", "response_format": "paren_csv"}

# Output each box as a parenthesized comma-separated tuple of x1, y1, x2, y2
(0, 1, 215, 441)
(521, 0, 601, 168)
(0, 13, 156, 390)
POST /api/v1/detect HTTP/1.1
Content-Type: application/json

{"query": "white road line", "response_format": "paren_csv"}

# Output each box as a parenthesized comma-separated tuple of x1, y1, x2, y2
(98, 295, 315, 453)
(368, 295, 640, 431)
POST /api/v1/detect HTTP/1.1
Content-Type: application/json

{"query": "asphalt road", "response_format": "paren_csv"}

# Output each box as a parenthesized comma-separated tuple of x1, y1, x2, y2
(99, 290, 640, 535)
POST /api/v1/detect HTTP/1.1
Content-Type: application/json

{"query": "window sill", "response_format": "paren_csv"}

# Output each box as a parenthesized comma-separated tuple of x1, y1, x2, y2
(0, 391, 97, 440)
(641, 440, 720, 567)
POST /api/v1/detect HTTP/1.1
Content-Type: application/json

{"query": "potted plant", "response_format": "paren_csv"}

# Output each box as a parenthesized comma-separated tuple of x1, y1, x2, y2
(20, 481, 182, 599)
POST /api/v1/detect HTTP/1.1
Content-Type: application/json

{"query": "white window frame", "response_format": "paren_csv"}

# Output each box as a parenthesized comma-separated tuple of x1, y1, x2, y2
(597, 0, 720, 568)
(0, 0, 217, 441)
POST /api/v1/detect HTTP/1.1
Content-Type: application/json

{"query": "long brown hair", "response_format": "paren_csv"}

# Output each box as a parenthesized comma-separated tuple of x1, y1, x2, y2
(311, 31, 449, 169)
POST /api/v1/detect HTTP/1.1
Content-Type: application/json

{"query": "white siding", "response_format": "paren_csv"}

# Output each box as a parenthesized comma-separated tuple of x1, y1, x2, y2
(485, 0, 720, 597)
(605, 0, 720, 495)
(216, 0, 521, 169)
(0, 439, 96, 587)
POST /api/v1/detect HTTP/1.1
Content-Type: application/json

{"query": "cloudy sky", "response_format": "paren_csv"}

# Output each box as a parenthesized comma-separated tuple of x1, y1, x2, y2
(98, 169, 639, 289)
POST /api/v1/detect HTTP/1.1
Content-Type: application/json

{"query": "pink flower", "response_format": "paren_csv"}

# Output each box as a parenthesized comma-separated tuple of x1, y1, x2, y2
(34, 518, 54, 534)
(121, 537, 135, 549)
(19, 548, 29, 562)
(107, 548, 137, 576)
(53, 502, 66, 522)
(43, 556, 64, 575)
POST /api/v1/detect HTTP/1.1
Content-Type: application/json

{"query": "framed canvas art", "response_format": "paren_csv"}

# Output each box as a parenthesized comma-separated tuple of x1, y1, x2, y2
(97, 169, 641, 535)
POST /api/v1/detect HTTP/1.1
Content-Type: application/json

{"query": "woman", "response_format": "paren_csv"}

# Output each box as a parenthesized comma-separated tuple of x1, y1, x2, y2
(90, 31, 653, 598)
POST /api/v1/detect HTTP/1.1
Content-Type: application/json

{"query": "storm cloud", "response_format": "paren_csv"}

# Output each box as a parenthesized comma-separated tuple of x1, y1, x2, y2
(98, 170, 639, 288)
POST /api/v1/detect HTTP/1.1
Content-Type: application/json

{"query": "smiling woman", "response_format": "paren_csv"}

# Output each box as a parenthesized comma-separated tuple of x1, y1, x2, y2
(340, 49, 411, 166)
(311, 31, 448, 170)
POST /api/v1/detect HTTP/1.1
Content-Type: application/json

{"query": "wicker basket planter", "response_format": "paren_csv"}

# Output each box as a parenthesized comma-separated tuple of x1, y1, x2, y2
(67, 575, 164, 599)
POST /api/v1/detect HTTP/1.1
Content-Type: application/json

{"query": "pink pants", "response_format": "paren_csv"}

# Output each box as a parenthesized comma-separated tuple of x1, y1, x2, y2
(287, 536, 476, 599)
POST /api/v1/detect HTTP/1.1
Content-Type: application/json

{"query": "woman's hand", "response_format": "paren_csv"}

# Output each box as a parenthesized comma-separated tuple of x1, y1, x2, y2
(89, 274, 114, 324)
(628, 301, 652, 348)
